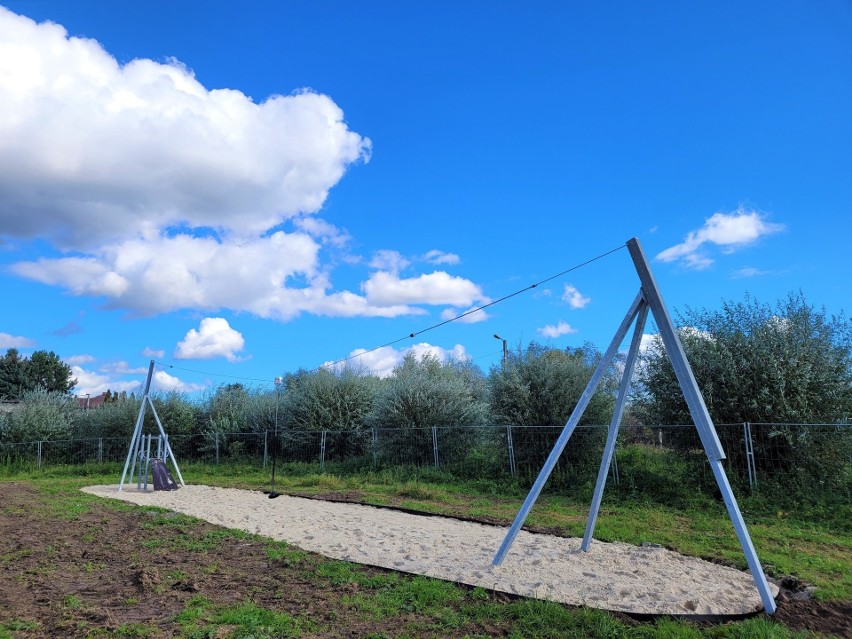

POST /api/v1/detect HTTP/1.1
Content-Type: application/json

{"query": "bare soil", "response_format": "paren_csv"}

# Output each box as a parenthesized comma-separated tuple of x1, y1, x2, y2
(0, 482, 849, 638)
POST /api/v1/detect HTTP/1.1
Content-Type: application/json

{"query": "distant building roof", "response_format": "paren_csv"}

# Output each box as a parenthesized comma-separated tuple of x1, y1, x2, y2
(77, 393, 107, 409)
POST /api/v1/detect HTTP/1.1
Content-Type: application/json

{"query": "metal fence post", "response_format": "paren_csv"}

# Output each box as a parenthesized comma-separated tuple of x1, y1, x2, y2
(320, 430, 327, 470)
(432, 426, 439, 468)
(215, 432, 220, 465)
(37, 440, 42, 469)
(263, 431, 268, 468)
(744, 422, 756, 489)
(609, 451, 620, 485)
(372, 428, 378, 467)
(98, 438, 103, 464)
(506, 425, 516, 476)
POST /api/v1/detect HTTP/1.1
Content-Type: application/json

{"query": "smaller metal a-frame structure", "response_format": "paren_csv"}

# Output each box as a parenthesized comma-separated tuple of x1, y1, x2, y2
(118, 360, 185, 492)
(492, 237, 777, 614)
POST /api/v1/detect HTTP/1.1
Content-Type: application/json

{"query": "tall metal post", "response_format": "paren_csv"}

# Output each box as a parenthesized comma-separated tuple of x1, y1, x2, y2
(506, 425, 516, 476)
(431, 426, 439, 468)
(492, 238, 777, 615)
(626, 237, 775, 614)
(494, 334, 508, 365)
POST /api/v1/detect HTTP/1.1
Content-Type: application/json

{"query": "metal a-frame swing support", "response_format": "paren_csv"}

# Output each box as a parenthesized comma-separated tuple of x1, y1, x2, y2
(492, 237, 777, 615)
(118, 360, 185, 492)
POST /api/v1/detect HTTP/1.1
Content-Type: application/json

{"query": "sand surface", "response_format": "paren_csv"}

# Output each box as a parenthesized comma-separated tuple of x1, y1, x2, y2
(82, 484, 776, 615)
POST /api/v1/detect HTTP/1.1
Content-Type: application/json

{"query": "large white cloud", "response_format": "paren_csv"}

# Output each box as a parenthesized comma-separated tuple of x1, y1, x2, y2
(11, 229, 426, 319)
(175, 318, 246, 362)
(0, 6, 488, 323)
(362, 271, 487, 307)
(13, 231, 320, 316)
(325, 342, 469, 378)
(656, 208, 785, 269)
(0, 6, 371, 249)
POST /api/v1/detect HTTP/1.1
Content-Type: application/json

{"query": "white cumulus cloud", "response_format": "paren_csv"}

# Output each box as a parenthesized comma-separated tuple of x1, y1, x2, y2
(537, 321, 578, 338)
(174, 318, 246, 362)
(0, 6, 371, 249)
(142, 347, 165, 358)
(363, 271, 487, 307)
(656, 208, 785, 269)
(71, 365, 141, 397)
(0, 332, 35, 348)
(325, 342, 469, 378)
(152, 370, 205, 393)
(562, 284, 591, 309)
(0, 7, 491, 324)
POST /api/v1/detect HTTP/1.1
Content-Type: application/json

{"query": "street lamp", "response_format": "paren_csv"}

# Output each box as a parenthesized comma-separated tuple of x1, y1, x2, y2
(493, 334, 508, 366)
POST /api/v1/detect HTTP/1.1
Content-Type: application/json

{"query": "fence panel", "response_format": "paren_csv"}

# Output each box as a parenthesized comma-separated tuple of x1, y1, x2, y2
(1, 423, 848, 505)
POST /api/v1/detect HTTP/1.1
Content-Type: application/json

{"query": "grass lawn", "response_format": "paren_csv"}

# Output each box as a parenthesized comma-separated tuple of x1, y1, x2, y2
(1, 453, 849, 638)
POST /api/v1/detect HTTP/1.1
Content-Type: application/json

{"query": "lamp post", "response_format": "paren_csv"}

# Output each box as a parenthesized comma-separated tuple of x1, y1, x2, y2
(493, 334, 508, 366)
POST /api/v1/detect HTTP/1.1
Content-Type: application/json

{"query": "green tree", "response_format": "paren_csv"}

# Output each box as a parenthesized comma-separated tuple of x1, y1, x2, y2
(368, 353, 490, 468)
(0, 388, 76, 443)
(151, 391, 200, 436)
(281, 366, 381, 461)
(489, 343, 616, 426)
(488, 342, 618, 486)
(203, 383, 250, 433)
(26, 350, 77, 394)
(0, 348, 28, 400)
(637, 292, 852, 424)
(636, 292, 852, 493)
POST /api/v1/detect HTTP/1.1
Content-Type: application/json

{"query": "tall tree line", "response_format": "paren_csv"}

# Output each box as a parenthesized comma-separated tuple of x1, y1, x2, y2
(0, 349, 76, 400)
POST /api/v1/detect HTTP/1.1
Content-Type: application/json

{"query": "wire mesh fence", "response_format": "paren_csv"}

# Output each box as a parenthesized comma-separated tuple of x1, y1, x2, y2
(1, 423, 849, 504)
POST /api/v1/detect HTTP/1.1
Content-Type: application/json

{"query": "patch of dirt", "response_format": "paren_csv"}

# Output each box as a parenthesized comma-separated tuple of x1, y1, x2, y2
(0, 481, 848, 638)
(772, 596, 852, 638)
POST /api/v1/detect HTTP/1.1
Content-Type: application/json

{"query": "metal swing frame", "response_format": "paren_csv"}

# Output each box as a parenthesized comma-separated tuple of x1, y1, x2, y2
(492, 237, 776, 614)
(118, 360, 185, 492)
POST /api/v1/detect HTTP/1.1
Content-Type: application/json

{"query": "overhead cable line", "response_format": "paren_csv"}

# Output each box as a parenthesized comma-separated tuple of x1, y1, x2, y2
(150, 243, 626, 383)
(154, 361, 275, 385)
(316, 242, 627, 373)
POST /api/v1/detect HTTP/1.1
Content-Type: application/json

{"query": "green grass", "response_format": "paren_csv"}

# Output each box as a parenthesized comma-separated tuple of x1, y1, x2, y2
(176, 596, 311, 638)
(0, 460, 848, 638)
(0, 619, 40, 639)
(10, 459, 850, 601)
(167, 459, 852, 601)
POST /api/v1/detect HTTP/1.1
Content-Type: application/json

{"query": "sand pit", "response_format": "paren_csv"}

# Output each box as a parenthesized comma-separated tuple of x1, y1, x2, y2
(81, 484, 776, 615)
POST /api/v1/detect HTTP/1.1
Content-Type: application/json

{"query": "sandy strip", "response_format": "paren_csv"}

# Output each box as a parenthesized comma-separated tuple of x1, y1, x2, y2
(81, 484, 775, 615)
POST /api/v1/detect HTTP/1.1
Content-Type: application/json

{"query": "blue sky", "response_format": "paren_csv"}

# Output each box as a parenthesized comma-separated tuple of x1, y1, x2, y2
(0, 1, 849, 397)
